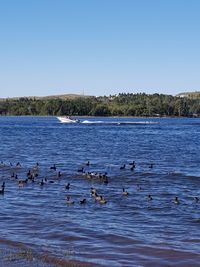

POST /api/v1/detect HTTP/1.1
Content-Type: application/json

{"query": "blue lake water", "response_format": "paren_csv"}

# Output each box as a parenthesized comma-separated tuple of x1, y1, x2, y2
(0, 116, 200, 266)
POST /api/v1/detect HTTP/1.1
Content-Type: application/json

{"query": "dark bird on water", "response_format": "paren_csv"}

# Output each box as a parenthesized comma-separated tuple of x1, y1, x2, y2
(80, 199, 86, 204)
(65, 183, 70, 190)
(40, 179, 44, 186)
(122, 188, 129, 196)
(18, 179, 28, 187)
(120, 164, 126, 170)
(50, 164, 56, 171)
(16, 162, 21, 167)
(0, 182, 5, 194)
(77, 167, 84, 173)
(148, 194, 153, 201)
(130, 165, 135, 171)
(174, 196, 180, 205)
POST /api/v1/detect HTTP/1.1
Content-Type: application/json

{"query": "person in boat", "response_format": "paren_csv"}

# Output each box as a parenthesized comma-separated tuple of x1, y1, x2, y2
(70, 116, 80, 123)
(64, 116, 80, 123)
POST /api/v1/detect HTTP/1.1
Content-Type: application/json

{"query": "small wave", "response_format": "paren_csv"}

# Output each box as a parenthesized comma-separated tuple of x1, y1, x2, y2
(81, 120, 158, 125)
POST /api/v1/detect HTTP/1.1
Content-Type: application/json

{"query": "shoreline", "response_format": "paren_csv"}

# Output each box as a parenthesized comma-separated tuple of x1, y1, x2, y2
(1, 237, 200, 267)
(0, 238, 96, 267)
(0, 115, 199, 119)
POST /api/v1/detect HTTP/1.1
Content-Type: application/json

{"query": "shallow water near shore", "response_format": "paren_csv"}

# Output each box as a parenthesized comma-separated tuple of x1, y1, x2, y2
(0, 116, 200, 266)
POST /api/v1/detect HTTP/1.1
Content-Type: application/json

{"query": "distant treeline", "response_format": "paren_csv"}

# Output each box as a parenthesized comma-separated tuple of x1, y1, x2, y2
(1, 93, 200, 117)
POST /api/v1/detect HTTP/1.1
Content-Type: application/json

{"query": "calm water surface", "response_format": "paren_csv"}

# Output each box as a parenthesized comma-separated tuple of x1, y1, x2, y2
(0, 116, 200, 267)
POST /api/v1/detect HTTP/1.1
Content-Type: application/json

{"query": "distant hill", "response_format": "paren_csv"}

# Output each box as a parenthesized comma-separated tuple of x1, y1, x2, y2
(176, 91, 200, 99)
(34, 93, 93, 100)
(0, 93, 93, 101)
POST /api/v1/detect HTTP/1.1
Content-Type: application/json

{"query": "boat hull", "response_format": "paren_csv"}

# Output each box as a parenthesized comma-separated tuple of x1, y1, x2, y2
(57, 117, 80, 123)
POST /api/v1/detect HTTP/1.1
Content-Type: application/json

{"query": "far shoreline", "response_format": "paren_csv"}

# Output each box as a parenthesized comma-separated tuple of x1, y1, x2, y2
(0, 115, 199, 119)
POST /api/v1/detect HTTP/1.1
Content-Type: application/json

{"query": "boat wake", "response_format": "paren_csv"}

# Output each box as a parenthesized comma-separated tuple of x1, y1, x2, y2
(57, 117, 158, 125)
(81, 120, 158, 125)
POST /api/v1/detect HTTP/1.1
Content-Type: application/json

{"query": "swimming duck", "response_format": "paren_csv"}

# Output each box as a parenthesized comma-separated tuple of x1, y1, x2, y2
(50, 164, 56, 171)
(86, 161, 90, 166)
(120, 164, 126, 170)
(77, 167, 84, 173)
(148, 194, 153, 201)
(84, 172, 91, 179)
(42, 178, 52, 184)
(129, 161, 136, 169)
(94, 193, 102, 201)
(16, 162, 22, 167)
(65, 183, 70, 190)
(101, 173, 108, 181)
(0, 182, 5, 194)
(98, 173, 103, 179)
(90, 187, 96, 193)
(122, 188, 129, 196)
(33, 172, 38, 178)
(174, 196, 180, 205)
(40, 179, 45, 186)
(80, 199, 86, 204)
(90, 188, 97, 197)
(0, 161, 5, 167)
(65, 196, 74, 204)
(28, 174, 34, 181)
(18, 179, 28, 187)
(32, 164, 39, 172)
(130, 165, 135, 171)
(27, 170, 31, 177)
(194, 197, 199, 203)
(57, 171, 61, 178)
(149, 164, 154, 169)
(99, 196, 107, 204)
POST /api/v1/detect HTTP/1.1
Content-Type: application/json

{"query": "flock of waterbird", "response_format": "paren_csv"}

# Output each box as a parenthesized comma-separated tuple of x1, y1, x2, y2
(0, 160, 111, 205)
(0, 160, 199, 205)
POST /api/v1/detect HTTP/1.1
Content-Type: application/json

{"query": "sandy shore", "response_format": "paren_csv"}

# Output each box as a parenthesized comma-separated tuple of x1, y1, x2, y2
(0, 239, 96, 267)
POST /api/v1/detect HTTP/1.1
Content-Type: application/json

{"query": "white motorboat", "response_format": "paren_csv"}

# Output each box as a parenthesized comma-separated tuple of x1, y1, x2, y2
(57, 116, 80, 123)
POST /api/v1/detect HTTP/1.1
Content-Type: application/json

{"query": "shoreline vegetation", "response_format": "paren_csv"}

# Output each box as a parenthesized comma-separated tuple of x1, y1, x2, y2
(0, 93, 200, 117)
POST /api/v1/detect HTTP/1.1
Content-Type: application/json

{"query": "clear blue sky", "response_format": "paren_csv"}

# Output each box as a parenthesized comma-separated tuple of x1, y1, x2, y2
(0, 0, 199, 97)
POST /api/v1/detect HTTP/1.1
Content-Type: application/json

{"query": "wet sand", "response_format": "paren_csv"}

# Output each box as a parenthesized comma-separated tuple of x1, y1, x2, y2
(1, 240, 200, 267)
(0, 239, 95, 267)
